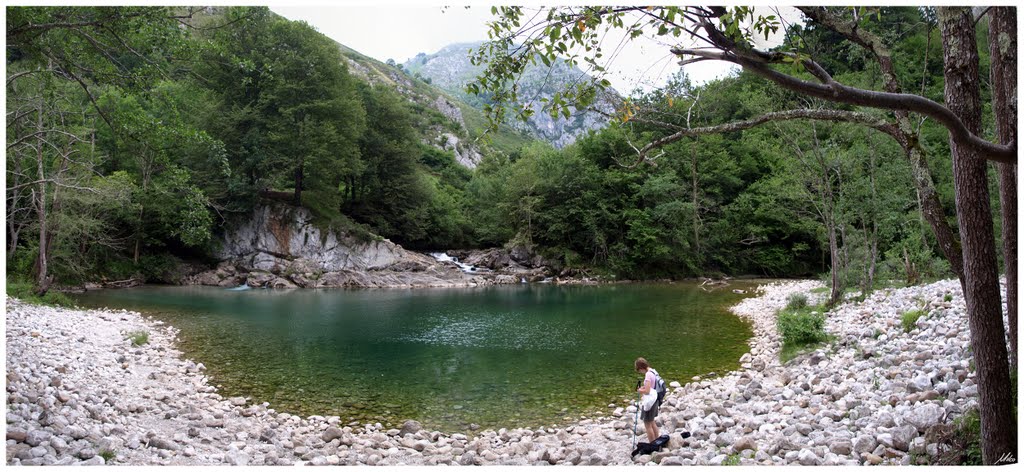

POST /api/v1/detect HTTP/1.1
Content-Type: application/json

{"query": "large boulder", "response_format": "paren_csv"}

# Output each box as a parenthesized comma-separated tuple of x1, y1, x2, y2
(891, 424, 918, 451)
(797, 449, 821, 466)
(908, 375, 932, 393)
(733, 436, 757, 452)
(902, 404, 945, 432)
(399, 420, 422, 437)
(321, 427, 344, 442)
(852, 434, 875, 454)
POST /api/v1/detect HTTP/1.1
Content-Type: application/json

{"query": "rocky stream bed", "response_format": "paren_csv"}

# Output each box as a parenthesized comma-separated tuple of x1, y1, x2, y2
(5, 278, 996, 465)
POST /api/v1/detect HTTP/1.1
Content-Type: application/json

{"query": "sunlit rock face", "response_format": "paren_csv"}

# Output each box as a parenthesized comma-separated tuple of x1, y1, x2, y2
(216, 204, 405, 272)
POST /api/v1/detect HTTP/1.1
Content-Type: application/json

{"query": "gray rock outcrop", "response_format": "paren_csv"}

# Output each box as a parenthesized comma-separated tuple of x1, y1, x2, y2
(185, 204, 480, 289)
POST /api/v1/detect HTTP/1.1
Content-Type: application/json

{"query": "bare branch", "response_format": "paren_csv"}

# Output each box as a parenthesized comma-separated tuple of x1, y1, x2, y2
(6, 128, 85, 150)
(638, 108, 897, 155)
(6, 69, 51, 86)
(671, 46, 1015, 163)
(7, 178, 105, 194)
(6, 9, 152, 41)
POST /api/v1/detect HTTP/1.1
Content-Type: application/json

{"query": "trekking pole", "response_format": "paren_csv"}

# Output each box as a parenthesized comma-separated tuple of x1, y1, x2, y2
(631, 380, 641, 451)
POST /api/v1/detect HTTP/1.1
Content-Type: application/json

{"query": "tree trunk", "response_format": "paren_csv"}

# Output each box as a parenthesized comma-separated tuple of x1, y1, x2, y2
(988, 6, 1017, 368)
(794, 7, 965, 282)
(867, 139, 879, 293)
(828, 219, 841, 307)
(34, 94, 50, 295)
(879, 30, 965, 283)
(907, 145, 964, 282)
(868, 226, 878, 290)
(939, 7, 1015, 464)
(133, 207, 142, 263)
(8, 146, 25, 259)
(690, 138, 701, 260)
(44, 139, 72, 282)
(8, 223, 21, 258)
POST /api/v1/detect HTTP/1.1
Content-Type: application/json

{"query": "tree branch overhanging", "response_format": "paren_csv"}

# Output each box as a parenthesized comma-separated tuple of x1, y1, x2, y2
(670, 44, 1016, 163)
(622, 108, 900, 167)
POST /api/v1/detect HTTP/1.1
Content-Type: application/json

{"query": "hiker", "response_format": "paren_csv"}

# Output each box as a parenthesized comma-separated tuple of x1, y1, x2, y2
(634, 357, 662, 442)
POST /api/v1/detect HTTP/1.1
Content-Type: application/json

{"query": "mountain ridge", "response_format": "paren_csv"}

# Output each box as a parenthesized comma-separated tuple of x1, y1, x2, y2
(329, 39, 535, 166)
(404, 40, 615, 149)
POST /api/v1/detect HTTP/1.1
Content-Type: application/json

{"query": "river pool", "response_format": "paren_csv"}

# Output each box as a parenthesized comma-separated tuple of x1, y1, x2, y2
(74, 281, 756, 431)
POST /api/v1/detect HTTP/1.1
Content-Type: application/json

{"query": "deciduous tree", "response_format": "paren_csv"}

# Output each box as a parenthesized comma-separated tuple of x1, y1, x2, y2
(473, 6, 1016, 462)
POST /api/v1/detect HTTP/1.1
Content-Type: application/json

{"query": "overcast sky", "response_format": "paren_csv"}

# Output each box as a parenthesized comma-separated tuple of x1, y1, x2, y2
(271, 2, 802, 95)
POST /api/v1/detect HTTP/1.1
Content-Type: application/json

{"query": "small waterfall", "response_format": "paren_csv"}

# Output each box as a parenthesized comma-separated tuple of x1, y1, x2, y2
(226, 283, 252, 291)
(429, 252, 489, 274)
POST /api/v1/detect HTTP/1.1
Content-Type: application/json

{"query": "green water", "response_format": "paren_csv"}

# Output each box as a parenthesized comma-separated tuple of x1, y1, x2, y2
(74, 282, 756, 432)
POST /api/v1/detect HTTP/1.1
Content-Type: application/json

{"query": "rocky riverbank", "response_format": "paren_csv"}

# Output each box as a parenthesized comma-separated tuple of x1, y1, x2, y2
(6, 278, 991, 465)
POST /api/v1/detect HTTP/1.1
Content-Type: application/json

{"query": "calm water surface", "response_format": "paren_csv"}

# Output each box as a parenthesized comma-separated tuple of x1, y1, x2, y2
(75, 282, 756, 431)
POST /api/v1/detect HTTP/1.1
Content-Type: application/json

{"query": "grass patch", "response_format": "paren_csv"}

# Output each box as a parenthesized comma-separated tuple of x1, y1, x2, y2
(943, 294, 953, 302)
(901, 309, 927, 332)
(124, 330, 149, 346)
(723, 454, 741, 466)
(777, 301, 829, 362)
(6, 277, 74, 307)
(99, 450, 116, 462)
(778, 308, 827, 345)
(784, 293, 809, 311)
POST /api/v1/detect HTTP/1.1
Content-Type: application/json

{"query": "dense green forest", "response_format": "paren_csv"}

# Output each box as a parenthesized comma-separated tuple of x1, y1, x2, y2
(4, 5, 1001, 297)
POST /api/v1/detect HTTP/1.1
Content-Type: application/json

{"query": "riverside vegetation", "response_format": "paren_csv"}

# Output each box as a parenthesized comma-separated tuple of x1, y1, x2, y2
(5, 278, 1005, 465)
(7, 6, 996, 293)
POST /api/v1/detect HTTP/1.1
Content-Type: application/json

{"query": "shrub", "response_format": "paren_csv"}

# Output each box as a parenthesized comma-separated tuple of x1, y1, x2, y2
(6, 276, 75, 307)
(943, 294, 953, 302)
(99, 257, 141, 281)
(784, 293, 809, 311)
(901, 309, 926, 333)
(935, 408, 982, 465)
(139, 253, 182, 283)
(125, 330, 149, 346)
(777, 310, 827, 346)
(8, 246, 39, 279)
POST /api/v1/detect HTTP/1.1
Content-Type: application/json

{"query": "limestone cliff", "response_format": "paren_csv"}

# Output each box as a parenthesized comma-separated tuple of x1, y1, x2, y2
(216, 205, 405, 272)
(186, 204, 481, 289)
(403, 42, 616, 149)
(183, 204, 600, 289)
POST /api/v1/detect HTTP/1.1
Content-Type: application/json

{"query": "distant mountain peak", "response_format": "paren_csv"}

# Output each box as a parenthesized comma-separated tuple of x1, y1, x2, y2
(404, 41, 614, 148)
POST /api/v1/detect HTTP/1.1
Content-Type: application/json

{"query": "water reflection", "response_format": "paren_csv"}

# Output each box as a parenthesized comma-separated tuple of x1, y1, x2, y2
(75, 282, 756, 431)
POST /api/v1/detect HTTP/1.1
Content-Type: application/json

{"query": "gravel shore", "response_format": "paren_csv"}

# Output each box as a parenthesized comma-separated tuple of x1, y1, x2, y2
(5, 278, 991, 465)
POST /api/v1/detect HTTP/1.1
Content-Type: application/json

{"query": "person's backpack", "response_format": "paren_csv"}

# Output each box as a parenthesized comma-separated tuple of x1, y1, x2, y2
(650, 368, 667, 407)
